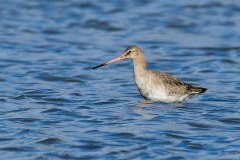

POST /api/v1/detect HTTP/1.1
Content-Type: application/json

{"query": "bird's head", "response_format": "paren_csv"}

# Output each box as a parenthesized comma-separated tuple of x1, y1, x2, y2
(92, 45, 142, 69)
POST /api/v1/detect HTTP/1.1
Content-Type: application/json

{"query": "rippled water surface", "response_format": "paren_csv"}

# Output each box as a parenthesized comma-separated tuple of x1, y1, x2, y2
(0, 0, 240, 159)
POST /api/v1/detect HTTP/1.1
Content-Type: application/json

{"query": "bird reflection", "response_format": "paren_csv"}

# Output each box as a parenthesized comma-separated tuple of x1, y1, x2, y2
(134, 99, 182, 120)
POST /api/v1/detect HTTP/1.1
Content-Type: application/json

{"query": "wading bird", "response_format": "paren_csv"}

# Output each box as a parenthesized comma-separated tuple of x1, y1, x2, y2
(92, 46, 207, 103)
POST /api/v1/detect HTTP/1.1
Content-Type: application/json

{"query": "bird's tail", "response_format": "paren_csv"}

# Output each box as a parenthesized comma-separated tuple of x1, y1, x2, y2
(190, 86, 207, 94)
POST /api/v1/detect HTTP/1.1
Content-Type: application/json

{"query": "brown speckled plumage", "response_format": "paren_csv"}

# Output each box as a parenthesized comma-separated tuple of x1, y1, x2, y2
(151, 71, 190, 95)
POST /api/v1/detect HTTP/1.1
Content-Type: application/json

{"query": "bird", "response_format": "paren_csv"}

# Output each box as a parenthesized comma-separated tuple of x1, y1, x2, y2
(92, 46, 207, 103)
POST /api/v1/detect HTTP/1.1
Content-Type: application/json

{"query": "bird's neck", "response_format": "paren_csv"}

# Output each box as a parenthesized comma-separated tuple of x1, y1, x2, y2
(132, 54, 147, 76)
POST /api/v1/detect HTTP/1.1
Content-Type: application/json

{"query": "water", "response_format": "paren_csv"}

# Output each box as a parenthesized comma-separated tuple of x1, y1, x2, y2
(0, 0, 240, 159)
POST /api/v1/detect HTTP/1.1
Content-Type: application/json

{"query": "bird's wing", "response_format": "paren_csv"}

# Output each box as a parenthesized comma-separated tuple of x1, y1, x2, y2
(151, 71, 192, 96)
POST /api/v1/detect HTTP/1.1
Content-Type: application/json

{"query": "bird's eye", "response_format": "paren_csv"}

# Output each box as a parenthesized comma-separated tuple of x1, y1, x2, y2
(126, 51, 132, 55)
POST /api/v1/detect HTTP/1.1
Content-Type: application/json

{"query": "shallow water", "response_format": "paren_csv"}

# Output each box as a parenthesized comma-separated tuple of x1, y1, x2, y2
(0, 0, 240, 159)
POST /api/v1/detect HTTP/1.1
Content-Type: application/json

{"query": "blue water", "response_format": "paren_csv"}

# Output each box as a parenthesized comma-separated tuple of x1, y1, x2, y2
(0, 0, 240, 159)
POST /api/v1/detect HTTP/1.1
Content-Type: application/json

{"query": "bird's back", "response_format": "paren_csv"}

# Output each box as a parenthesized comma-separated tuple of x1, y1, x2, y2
(151, 71, 190, 95)
(152, 71, 206, 94)
(140, 71, 207, 102)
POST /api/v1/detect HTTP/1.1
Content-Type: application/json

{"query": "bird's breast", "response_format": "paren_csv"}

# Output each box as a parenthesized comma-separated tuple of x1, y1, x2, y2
(134, 73, 167, 101)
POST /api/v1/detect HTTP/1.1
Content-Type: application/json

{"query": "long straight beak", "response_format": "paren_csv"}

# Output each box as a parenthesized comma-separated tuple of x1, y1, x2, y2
(92, 55, 125, 69)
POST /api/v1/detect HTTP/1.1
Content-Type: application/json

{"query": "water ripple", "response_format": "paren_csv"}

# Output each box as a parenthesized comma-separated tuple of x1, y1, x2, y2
(0, 0, 239, 159)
